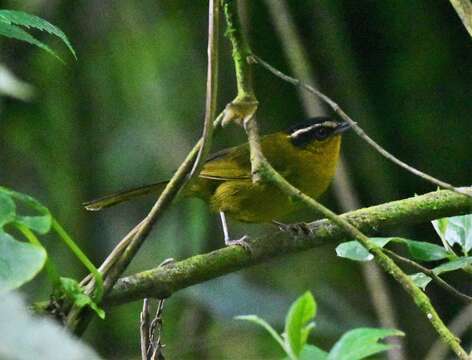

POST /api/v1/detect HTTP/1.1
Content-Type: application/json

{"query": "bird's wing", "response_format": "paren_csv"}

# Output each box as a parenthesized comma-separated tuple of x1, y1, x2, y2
(199, 143, 251, 181)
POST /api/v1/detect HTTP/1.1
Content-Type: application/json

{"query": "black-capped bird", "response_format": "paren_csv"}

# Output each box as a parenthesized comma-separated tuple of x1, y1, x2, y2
(84, 117, 350, 245)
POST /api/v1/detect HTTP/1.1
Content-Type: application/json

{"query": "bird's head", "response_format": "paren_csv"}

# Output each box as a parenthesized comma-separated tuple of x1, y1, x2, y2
(286, 116, 351, 151)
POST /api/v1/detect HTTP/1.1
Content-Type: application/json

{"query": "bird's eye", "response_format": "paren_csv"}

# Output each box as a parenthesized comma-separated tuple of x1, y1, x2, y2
(314, 127, 330, 140)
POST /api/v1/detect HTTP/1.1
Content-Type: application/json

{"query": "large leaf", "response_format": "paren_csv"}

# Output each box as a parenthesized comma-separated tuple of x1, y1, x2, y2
(0, 10, 76, 59)
(284, 291, 317, 357)
(15, 215, 51, 235)
(0, 192, 15, 228)
(336, 238, 393, 262)
(432, 214, 472, 254)
(403, 240, 450, 261)
(327, 328, 404, 360)
(0, 232, 46, 292)
(0, 187, 52, 234)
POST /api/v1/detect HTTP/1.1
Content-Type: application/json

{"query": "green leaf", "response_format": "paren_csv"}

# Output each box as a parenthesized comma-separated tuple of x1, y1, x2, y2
(403, 240, 450, 261)
(299, 345, 328, 360)
(284, 291, 317, 357)
(433, 214, 472, 254)
(0, 232, 46, 292)
(0, 192, 16, 228)
(327, 328, 404, 360)
(0, 186, 50, 215)
(0, 10, 76, 59)
(59, 278, 105, 319)
(15, 215, 51, 234)
(0, 22, 61, 61)
(336, 238, 393, 262)
(432, 217, 448, 241)
(409, 272, 432, 290)
(432, 257, 472, 275)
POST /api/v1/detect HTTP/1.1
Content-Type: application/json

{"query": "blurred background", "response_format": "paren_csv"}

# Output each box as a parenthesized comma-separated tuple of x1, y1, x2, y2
(1, 0, 471, 359)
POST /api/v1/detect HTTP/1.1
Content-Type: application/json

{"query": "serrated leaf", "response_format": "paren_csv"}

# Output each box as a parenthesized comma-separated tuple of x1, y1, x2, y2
(0, 22, 61, 61)
(409, 272, 432, 290)
(433, 257, 472, 275)
(403, 240, 450, 261)
(0, 10, 76, 59)
(0, 232, 46, 292)
(336, 238, 393, 262)
(59, 277, 105, 319)
(284, 291, 317, 357)
(0, 192, 16, 228)
(15, 215, 51, 234)
(327, 328, 404, 360)
(235, 315, 286, 352)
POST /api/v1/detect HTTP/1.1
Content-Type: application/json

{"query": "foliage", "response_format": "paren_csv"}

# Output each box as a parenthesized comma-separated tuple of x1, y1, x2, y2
(336, 213, 472, 289)
(236, 291, 403, 360)
(0, 9, 76, 61)
(0, 187, 103, 317)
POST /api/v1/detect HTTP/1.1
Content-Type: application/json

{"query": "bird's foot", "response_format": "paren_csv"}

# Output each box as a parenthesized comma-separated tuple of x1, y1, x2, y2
(272, 220, 313, 237)
(225, 235, 252, 252)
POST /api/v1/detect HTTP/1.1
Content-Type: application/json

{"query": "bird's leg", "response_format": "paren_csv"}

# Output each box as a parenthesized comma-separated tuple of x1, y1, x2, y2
(219, 211, 250, 250)
(272, 220, 313, 237)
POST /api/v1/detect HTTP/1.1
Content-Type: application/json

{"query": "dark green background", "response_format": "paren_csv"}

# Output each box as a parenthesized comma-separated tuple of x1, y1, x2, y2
(1, 1, 471, 359)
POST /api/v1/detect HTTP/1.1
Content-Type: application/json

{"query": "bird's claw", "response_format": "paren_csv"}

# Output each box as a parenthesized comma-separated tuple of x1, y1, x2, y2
(225, 235, 252, 252)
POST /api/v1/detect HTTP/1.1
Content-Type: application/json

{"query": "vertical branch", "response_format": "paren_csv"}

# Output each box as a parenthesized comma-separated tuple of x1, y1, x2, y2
(263, 2, 405, 359)
(64, 0, 221, 334)
(191, 0, 219, 177)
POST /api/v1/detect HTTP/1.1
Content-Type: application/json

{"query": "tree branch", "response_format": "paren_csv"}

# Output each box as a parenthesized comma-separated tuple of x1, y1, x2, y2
(222, 5, 470, 358)
(106, 187, 472, 305)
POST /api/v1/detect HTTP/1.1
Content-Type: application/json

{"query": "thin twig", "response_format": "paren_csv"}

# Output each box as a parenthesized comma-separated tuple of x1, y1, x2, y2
(140, 299, 150, 360)
(249, 55, 472, 200)
(64, 0, 221, 334)
(384, 248, 472, 304)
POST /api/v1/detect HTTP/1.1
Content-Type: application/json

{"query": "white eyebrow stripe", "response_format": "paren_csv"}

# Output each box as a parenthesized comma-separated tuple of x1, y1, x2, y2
(289, 121, 338, 138)
(290, 124, 319, 138)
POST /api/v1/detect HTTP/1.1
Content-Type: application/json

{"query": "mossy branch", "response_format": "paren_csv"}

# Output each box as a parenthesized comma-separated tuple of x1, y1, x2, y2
(107, 188, 472, 305)
(221, 4, 470, 358)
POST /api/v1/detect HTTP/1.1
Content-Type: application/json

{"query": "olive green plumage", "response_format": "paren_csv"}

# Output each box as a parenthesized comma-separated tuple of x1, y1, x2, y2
(84, 117, 348, 223)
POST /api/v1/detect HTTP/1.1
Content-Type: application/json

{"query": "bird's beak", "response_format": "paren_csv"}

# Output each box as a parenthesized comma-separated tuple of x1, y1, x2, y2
(334, 122, 352, 135)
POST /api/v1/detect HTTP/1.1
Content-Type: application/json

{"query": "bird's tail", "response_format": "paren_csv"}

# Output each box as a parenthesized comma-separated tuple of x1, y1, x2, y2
(83, 181, 169, 211)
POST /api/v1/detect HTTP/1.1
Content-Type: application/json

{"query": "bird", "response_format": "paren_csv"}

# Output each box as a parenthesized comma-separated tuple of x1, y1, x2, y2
(83, 116, 350, 245)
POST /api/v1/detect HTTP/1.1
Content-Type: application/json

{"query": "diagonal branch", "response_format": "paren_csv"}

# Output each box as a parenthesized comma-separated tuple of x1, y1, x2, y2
(106, 187, 472, 305)
(221, 5, 470, 358)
